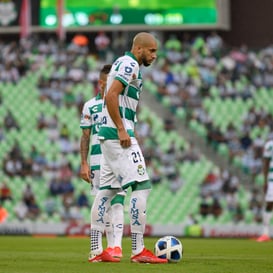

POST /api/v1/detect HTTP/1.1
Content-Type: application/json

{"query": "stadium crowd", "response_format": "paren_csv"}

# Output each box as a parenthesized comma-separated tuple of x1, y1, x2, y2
(0, 31, 271, 225)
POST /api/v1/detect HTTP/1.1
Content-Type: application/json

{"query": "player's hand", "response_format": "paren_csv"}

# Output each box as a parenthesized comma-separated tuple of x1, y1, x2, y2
(118, 128, 131, 148)
(80, 164, 92, 184)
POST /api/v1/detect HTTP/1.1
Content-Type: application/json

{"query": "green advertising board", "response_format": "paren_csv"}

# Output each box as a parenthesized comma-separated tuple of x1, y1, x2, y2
(40, 0, 224, 29)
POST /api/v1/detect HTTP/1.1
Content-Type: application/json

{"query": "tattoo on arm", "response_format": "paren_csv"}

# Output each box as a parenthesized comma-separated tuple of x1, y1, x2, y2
(80, 129, 90, 163)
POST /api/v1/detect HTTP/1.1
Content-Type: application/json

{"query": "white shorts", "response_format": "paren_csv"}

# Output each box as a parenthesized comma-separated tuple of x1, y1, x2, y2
(100, 139, 149, 189)
(265, 182, 273, 202)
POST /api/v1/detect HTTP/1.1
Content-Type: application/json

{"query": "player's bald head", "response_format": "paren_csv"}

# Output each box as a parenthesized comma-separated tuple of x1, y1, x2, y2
(132, 32, 157, 48)
(130, 32, 157, 66)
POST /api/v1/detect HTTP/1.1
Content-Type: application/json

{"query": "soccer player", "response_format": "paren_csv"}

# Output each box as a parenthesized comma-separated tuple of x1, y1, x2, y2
(256, 137, 273, 242)
(89, 32, 168, 263)
(80, 64, 125, 262)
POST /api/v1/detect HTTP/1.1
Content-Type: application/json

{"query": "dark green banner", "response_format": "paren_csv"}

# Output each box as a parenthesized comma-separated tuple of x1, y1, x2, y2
(40, 0, 217, 27)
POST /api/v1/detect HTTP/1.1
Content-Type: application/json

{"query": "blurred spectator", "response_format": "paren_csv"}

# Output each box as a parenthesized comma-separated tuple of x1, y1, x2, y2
(180, 142, 200, 162)
(59, 162, 73, 182)
(14, 198, 28, 221)
(94, 31, 110, 60)
(3, 155, 23, 177)
(76, 190, 89, 208)
(164, 117, 175, 132)
(45, 154, 61, 180)
(199, 194, 212, 217)
(227, 135, 244, 163)
(3, 110, 20, 131)
(221, 170, 239, 195)
(59, 124, 72, 154)
(164, 34, 183, 64)
(61, 180, 75, 206)
(169, 173, 184, 194)
(63, 87, 76, 107)
(26, 196, 41, 220)
(59, 123, 70, 140)
(201, 168, 223, 196)
(232, 204, 244, 222)
(22, 184, 35, 207)
(37, 112, 48, 130)
(239, 131, 252, 151)
(9, 141, 23, 160)
(46, 114, 59, 142)
(147, 160, 162, 185)
(49, 177, 62, 196)
(112, 31, 127, 58)
(206, 31, 223, 59)
(44, 194, 58, 216)
(0, 181, 12, 202)
(21, 157, 34, 177)
(1, 62, 20, 83)
(60, 204, 83, 223)
(210, 197, 222, 217)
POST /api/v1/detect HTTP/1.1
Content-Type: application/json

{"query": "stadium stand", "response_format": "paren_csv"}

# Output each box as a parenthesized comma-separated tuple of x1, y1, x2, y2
(0, 34, 272, 228)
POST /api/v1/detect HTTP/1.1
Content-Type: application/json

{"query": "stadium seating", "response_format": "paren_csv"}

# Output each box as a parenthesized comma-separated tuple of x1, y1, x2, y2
(2, 39, 272, 230)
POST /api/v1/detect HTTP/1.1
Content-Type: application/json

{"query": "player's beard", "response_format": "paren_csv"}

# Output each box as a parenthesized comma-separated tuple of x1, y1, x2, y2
(141, 54, 153, 67)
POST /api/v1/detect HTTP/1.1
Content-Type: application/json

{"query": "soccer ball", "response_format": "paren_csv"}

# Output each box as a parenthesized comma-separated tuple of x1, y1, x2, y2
(154, 236, 183, 263)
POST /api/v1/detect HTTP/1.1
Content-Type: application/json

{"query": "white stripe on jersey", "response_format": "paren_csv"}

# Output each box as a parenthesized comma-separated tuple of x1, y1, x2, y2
(99, 52, 142, 140)
(80, 94, 103, 168)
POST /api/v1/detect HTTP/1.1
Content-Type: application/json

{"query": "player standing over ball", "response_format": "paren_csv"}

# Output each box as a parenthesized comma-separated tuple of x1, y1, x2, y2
(80, 64, 125, 261)
(256, 136, 273, 242)
(88, 32, 168, 263)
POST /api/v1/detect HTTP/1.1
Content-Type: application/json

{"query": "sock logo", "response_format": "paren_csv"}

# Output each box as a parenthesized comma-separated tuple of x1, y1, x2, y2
(115, 224, 123, 229)
(97, 197, 108, 223)
(131, 198, 141, 226)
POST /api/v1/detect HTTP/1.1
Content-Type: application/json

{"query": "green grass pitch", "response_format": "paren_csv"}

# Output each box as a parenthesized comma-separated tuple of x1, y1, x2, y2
(0, 236, 272, 273)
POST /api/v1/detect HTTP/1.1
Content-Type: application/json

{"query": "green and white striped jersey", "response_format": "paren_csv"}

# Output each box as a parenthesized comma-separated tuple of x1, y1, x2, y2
(80, 93, 103, 170)
(98, 52, 142, 140)
(264, 139, 273, 183)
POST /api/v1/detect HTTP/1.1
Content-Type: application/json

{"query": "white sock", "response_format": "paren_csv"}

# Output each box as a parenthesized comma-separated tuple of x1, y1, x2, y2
(262, 211, 272, 236)
(90, 190, 114, 254)
(105, 208, 114, 248)
(112, 203, 124, 248)
(90, 229, 103, 255)
(130, 189, 151, 255)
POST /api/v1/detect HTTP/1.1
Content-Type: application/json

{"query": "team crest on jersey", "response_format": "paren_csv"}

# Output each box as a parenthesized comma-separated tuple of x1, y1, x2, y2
(137, 165, 145, 176)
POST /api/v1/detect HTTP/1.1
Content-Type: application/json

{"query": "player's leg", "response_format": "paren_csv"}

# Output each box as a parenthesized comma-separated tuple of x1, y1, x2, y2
(257, 183, 273, 242)
(263, 202, 273, 234)
(89, 150, 122, 262)
(110, 192, 126, 257)
(257, 202, 272, 242)
(130, 180, 151, 255)
(104, 206, 114, 251)
(129, 181, 167, 263)
(89, 189, 120, 262)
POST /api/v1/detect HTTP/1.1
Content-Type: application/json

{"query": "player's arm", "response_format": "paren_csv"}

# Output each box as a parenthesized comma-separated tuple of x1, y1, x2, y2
(263, 157, 270, 194)
(80, 128, 91, 183)
(105, 79, 131, 148)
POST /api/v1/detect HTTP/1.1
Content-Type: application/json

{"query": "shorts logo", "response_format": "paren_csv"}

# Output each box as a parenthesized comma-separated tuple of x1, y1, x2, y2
(137, 165, 145, 175)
